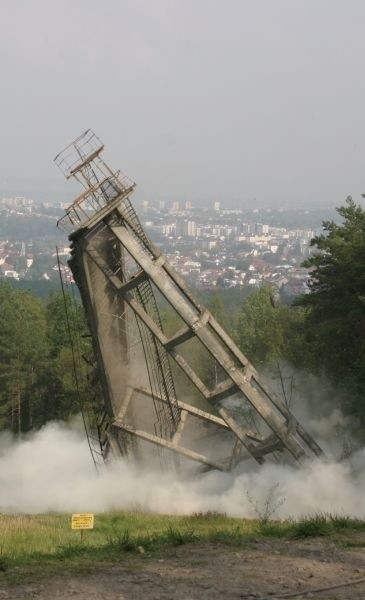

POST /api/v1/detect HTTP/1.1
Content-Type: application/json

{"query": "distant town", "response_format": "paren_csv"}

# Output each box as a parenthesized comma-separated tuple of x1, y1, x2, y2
(0, 194, 332, 298)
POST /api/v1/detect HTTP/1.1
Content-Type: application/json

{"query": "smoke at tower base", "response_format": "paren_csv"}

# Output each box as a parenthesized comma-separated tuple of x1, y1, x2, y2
(0, 418, 363, 518)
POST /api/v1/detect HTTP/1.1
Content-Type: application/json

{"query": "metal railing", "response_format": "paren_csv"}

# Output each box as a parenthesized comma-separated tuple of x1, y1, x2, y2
(57, 174, 135, 234)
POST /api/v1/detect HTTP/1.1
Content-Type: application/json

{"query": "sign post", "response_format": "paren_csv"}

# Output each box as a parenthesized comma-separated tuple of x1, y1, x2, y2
(71, 513, 94, 542)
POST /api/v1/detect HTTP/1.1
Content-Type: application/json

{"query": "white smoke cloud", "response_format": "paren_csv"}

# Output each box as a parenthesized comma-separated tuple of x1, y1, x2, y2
(0, 419, 364, 519)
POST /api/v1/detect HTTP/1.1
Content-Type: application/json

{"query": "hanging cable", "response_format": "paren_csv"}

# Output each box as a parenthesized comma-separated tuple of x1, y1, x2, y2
(56, 247, 98, 471)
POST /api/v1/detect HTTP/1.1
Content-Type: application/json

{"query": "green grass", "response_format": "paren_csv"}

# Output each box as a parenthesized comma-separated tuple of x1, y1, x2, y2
(0, 510, 363, 580)
(289, 513, 365, 539)
(0, 511, 253, 566)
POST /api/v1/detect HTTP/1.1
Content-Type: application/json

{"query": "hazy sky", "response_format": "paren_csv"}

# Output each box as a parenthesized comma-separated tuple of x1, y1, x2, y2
(1, 0, 365, 207)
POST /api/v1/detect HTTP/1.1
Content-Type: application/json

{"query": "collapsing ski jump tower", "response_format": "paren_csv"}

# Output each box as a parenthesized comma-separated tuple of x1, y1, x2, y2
(55, 130, 323, 471)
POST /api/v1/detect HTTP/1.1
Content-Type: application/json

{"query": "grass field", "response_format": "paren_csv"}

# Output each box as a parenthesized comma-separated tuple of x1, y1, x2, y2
(0, 510, 364, 578)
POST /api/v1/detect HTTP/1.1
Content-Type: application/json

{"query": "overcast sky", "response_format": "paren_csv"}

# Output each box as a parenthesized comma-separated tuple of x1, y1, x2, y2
(1, 0, 365, 207)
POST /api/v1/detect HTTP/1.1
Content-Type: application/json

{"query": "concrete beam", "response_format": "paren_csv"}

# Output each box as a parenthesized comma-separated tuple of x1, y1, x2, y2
(112, 420, 227, 471)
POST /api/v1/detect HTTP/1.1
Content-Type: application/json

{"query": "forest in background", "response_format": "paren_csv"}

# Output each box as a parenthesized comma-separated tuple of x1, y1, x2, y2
(0, 198, 364, 438)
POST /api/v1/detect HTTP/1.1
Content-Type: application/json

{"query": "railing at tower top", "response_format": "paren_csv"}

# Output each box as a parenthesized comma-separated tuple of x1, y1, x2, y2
(56, 174, 136, 234)
(54, 129, 105, 179)
(55, 129, 136, 234)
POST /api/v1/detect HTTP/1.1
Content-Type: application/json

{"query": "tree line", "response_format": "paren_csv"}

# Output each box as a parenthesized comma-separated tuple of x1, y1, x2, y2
(0, 284, 90, 432)
(234, 197, 365, 432)
(0, 197, 364, 435)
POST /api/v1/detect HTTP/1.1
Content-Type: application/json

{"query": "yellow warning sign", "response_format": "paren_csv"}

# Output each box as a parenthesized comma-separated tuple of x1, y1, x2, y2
(71, 513, 94, 530)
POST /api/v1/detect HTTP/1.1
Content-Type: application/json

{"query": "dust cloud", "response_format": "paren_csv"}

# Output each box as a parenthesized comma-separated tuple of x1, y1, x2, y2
(0, 419, 364, 519)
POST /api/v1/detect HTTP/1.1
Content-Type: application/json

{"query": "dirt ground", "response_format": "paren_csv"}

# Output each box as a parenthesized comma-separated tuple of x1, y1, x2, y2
(0, 535, 364, 600)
